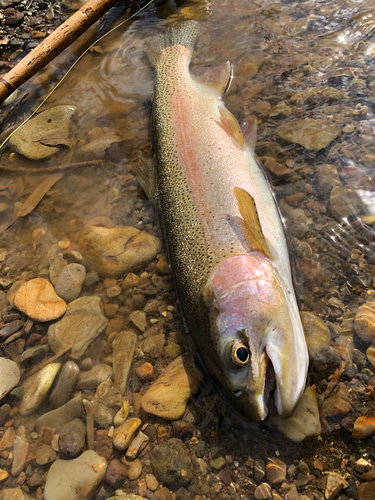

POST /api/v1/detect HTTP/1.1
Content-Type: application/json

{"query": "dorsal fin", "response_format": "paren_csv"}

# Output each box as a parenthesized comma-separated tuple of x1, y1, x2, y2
(234, 187, 274, 260)
(217, 106, 245, 148)
(196, 61, 233, 97)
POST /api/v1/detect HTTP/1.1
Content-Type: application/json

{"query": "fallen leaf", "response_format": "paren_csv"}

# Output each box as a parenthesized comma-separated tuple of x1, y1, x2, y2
(16, 172, 64, 217)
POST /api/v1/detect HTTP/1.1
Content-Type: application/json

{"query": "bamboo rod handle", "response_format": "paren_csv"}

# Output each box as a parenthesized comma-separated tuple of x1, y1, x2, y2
(0, 0, 119, 104)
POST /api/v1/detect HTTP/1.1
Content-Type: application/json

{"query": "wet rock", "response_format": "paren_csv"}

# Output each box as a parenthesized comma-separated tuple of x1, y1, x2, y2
(93, 379, 122, 428)
(112, 331, 136, 395)
(59, 418, 86, 457)
(325, 472, 348, 499)
(44, 450, 107, 500)
(210, 456, 226, 469)
(126, 431, 149, 459)
(141, 354, 201, 420)
(54, 263, 86, 303)
(366, 345, 375, 367)
(152, 438, 193, 489)
(353, 416, 375, 439)
(49, 360, 80, 408)
(127, 458, 142, 480)
(12, 433, 29, 476)
(0, 319, 24, 339)
(330, 186, 365, 218)
(271, 387, 321, 443)
(265, 458, 286, 485)
(0, 404, 10, 426)
(49, 254, 68, 285)
(146, 473, 158, 491)
(13, 278, 67, 322)
(78, 133, 121, 160)
(269, 101, 292, 117)
(8, 105, 78, 160)
(48, 296, 108, 359)
(136, 362, 154, 381)
(113, 399, 129, 427)
(79, 223, 162, 279)
(276, 118, 341, 150)
(0, 489, 35, 500)
(95, 429, 113, 461)
(300, 311, 331, 360)
(312, 347, 341, 379)
(7, 280, 25, 307)
(0, 427, 15, 451)
(35, 444, 56, 465)
(113, 417, 141, 450)
(254, 483, 272, 500)
(358, 481, 375, 500)
(129, 310, 147, 332)
(316, 164, 341, 192)
(35, 395, 84, 433)
(77, 363, 111, 390)
(106, 496, 147, 500)
(0, 357, 20, 401)
(354, 302, 375, 342)
(105, 459, 127, 488)
(290, 87, 343, 107)
(321, 384, 351, 417)
(21, 344, 49, 366)
(19, 362, 61, 416)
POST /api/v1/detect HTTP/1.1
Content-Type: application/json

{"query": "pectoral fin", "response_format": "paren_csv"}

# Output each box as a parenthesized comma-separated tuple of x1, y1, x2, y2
(218, 107, 245, 148)
(196, 61, 233, 97)
(234, 187, 274, 260)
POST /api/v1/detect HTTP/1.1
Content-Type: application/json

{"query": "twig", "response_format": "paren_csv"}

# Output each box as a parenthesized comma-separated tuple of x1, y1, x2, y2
(0, 160, 103, 174)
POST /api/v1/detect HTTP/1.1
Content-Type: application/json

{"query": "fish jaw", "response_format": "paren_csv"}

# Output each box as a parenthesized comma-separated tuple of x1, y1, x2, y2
(203, 253, 308, 421)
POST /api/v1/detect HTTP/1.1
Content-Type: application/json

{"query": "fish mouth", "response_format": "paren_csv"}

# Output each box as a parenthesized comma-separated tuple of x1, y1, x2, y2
(263, 352, 277, 410)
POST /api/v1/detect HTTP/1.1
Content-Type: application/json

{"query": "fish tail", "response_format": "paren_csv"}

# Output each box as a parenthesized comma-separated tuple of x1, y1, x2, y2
(148, 21, 199, 68)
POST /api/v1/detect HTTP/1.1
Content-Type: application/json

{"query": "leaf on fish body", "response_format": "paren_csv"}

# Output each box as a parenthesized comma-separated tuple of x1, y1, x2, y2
(16, 172, 64, 217)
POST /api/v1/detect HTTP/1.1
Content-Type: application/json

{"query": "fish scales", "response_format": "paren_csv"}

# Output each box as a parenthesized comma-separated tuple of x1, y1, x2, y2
(150, 21, 309, 421)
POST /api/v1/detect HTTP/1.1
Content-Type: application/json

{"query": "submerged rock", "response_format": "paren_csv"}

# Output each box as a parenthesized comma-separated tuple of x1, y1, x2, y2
(141, 354, 201, 420)
(79, 223, 162, 279)
(35, 396, 84, 433)
(8, 105, 77, 160)
(13, 278, 67, 322)
(93, 379, 122, 428)
(49, 360, 80, 409)
(276, 118, 341, 150)
(113, 417, 142, 451)
(44, 450, 107, 500)
(9, 104, 77, 160)
(354, 302, 375, 342)
(48, 296, 108, 359)
(271, 387, 321, 443)
(0, 358, 20, 401)
(353, 416, 375, 439)
(152, 438, 193, 489)
(19, 363, 61, 416)
(54, 263, 86, 303)
(300, 311, 331, 360)
(330, 186, 364, 218)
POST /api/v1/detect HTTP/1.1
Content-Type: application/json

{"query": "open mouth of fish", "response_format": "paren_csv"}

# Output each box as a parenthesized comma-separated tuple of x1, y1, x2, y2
(263, 352, 277, 410)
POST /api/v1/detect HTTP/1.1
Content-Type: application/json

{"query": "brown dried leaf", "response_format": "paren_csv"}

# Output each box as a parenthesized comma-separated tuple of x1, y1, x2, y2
(16, 172, 64, 217)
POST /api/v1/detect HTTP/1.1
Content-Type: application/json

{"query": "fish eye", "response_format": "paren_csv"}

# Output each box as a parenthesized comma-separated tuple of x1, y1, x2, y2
(231, 341, 250, 366)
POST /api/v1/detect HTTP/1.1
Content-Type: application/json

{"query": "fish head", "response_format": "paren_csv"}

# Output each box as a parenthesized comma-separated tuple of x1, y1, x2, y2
(203, 253, 308, 421)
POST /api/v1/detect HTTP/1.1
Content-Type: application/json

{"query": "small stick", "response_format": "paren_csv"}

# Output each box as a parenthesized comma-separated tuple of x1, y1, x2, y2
(83, 399, 95, 450)
(27, 343, 74, 376)
(0, 160, 103, 174)
(0, 0, 120, 104)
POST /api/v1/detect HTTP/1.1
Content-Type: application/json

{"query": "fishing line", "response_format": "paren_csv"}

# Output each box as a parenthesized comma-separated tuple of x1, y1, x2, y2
(0, 0, 155, 149)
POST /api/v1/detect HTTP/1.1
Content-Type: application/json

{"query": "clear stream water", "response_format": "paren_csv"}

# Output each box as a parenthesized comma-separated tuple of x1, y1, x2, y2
(1, 0, 375, 498)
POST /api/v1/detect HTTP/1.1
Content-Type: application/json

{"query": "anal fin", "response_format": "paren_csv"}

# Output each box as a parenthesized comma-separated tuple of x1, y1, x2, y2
(132, 156, 156, 200)
(234, 187, 274, 260)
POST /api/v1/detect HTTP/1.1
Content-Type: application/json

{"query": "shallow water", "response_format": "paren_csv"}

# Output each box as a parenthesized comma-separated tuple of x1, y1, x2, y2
(1, 0, 375, 498)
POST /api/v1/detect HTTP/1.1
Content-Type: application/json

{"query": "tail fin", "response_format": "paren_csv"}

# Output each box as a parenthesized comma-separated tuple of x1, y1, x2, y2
(148, 21, 199, 68)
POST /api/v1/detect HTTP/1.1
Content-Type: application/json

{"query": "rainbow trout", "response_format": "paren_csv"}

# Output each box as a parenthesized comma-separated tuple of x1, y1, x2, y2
(147, 21, 308, 421)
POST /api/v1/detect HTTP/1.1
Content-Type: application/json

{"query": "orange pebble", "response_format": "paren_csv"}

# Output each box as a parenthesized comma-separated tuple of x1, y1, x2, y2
(136, 362, 155, 381)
